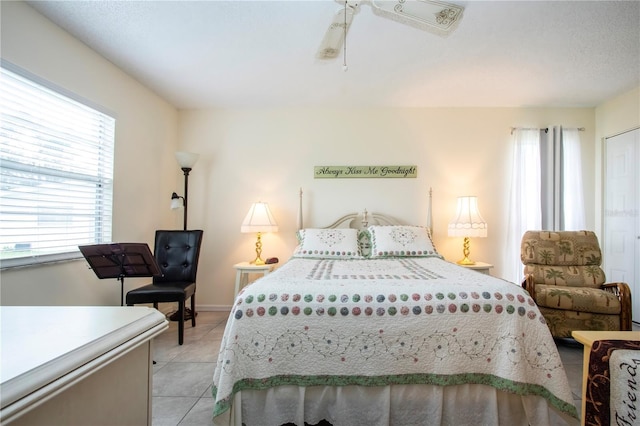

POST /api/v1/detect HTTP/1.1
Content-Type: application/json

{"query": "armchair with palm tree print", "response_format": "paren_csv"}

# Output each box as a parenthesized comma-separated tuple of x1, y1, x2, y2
(521, 230, 631, 338)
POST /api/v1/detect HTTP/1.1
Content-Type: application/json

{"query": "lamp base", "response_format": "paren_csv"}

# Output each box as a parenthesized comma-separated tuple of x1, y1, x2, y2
(456, 237, 476, 265)
(251, 232, 265, 265)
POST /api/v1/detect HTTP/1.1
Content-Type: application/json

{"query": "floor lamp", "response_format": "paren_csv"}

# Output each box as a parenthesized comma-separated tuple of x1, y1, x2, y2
(168, 151, 199, 321)
(171, 151, 199, 230)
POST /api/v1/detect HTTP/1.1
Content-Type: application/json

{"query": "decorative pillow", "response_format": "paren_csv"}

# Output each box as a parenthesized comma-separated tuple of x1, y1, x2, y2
(358, 229, 372, 258)
(369, 225, 439, 258)
(293, 228, 361, 259)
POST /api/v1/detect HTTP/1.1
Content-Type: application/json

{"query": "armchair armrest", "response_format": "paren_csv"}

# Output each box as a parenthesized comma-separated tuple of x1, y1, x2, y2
(522, 274, 536, 301)
(602, 282, 632, 331)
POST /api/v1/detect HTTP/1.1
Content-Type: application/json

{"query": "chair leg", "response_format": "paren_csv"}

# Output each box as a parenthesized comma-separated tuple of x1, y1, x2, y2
(191, 295, 196, 327)
(153, 302, 158, 310)
(178, 300, 185, 345)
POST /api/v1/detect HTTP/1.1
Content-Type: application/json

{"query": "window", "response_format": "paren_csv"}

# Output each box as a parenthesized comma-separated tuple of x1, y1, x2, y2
(504, 126, 585, 283)
(0, 64, 115, 268)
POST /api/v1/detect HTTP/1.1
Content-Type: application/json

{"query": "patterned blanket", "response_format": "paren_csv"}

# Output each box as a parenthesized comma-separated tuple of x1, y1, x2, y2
(212, 257, 578, 421)
(585, 339, 640, 426)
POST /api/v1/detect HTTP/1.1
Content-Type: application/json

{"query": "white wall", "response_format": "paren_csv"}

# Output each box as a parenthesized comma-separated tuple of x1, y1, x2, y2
(4, 2, 625, 311)
(180, 107, 596, 308)
(594, 86, 640, 236)
(0, 2, 180, 306)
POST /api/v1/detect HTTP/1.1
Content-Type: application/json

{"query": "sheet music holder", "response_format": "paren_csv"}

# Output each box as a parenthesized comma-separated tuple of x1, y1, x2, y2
(79, 243, 161, 306)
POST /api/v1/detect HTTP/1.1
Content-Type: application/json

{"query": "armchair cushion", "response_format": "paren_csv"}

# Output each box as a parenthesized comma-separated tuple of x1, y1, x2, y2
(521, 230, 605, 288)
(523, 264, 605, 288)
(534, 284, 621, 315)
(521, 230, 602, 265)
(537, 308, 621, 338)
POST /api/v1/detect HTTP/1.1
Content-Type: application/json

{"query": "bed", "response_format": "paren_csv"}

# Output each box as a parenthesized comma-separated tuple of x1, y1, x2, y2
(212, 194, 579, 425)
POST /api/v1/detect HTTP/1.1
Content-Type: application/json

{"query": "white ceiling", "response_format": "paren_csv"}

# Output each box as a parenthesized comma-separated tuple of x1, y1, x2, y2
(27, 0, 640, 109)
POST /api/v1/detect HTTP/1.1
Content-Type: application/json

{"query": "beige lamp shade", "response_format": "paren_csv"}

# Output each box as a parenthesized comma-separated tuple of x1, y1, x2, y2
(241, 202, 279, 233)
(448, 196, 488, 238)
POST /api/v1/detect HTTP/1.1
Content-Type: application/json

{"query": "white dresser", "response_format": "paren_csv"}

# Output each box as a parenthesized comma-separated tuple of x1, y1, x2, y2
(0, 306, 168, 425)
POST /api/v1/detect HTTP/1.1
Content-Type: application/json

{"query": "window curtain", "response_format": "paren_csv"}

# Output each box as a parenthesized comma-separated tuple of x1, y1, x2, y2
(540, 127, 559, 230)
(504, 126, 585, 284)
(540, 127, 586, 230)
(561, 128, 586, 230)
(504, 129, 541, 284)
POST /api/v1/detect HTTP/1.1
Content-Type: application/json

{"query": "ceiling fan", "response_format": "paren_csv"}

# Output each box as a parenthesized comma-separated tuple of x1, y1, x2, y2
(317, 0, 464, 60)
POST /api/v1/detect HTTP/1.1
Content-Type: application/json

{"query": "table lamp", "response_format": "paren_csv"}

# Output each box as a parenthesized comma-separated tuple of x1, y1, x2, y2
(241, 202, 278, 265)
(447, 196, 487, 265)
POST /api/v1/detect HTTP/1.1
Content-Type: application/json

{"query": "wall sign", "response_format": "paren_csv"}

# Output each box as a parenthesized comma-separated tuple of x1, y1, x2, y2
(314, 165, 417, 179)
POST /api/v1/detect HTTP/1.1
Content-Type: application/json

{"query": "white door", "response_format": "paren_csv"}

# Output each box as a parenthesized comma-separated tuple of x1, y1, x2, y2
(603, 128, 640, 323)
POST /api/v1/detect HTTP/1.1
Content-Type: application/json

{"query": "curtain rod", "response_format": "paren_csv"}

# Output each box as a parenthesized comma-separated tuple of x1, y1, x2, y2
(510, 126, 585, 135)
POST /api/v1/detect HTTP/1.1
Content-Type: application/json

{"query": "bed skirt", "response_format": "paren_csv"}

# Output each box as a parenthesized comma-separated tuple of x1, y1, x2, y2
(213, 383, 579, 426)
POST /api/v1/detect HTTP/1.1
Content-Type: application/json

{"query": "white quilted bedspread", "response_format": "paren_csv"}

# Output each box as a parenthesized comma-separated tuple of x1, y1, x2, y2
(212, 257, 578, 421)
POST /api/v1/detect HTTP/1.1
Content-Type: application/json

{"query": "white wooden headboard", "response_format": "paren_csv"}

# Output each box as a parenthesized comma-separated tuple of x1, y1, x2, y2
(297, 187, 433, 233)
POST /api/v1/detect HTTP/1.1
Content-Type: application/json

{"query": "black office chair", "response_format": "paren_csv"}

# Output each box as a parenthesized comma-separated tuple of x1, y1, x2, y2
(126, 230, 203, 345)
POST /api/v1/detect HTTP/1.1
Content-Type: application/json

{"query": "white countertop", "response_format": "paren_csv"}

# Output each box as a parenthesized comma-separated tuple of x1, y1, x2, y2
(1, 306, 167, 411)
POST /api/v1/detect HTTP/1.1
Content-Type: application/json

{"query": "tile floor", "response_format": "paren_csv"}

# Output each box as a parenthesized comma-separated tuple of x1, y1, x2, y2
(152, 310, 227, 426)
(150, 308, 633, 425)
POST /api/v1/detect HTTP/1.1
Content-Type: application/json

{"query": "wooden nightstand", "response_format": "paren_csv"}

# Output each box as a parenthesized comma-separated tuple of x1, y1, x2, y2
(459, 261, 493, 275)
(233, 262, 275, 297)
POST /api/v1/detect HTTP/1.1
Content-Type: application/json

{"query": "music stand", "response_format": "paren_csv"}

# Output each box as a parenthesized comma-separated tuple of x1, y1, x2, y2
(79, 243, 161, 306)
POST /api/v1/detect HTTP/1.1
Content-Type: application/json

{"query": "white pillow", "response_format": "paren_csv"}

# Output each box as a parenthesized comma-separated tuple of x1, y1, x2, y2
(369, 225, 438, 258)
(293, 228, 361, 259)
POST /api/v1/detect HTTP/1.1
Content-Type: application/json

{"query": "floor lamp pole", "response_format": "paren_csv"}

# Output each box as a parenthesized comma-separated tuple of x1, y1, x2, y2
(181, 167, 191, 231)
(168, 167, 195, 323)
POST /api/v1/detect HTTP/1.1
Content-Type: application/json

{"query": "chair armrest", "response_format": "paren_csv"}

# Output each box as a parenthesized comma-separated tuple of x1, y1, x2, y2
(522, 274, 536, 301)
(602, 282, 633, 331)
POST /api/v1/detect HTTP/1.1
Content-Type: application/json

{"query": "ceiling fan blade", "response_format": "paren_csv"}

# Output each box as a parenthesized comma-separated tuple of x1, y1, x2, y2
(370, 0, 463, 35)
(316, 6, 356, 60)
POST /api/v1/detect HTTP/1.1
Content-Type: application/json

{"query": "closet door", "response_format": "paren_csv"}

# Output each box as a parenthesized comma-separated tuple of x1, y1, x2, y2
(603, 128, 639, 323)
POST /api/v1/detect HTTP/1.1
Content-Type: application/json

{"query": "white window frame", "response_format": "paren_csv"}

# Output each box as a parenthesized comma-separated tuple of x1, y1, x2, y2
(0, 62, 115, 269)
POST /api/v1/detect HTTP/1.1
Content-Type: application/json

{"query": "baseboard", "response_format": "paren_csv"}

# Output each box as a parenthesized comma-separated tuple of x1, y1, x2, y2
(147, 303, 232, 314)
(195, 304, 232, 312)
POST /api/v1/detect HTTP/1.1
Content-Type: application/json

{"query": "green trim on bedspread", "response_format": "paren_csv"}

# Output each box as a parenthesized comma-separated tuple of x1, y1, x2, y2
(211, 372, 579, 420)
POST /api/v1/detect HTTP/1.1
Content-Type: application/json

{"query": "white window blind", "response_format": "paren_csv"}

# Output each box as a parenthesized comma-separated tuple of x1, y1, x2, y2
(0, 65, 115, 268)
